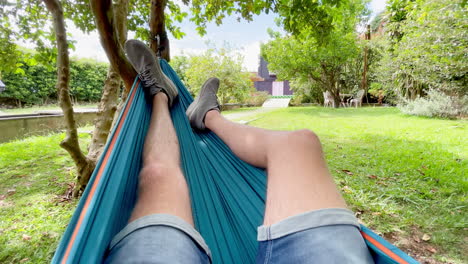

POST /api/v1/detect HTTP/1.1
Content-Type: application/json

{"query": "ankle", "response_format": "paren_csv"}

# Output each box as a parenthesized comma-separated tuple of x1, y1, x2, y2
(204, 109, 220, 129)
(154, 92, 169, 105)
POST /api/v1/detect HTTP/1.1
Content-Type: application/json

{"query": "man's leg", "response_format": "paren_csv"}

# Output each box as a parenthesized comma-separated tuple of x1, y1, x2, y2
(129, 92, 193, 225)
(105, 40, 211, 263)
(204, 111, 346, 226)
(186, 78, 373, 263)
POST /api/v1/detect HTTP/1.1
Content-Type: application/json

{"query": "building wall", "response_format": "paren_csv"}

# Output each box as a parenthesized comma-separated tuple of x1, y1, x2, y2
(283, 80, 292, 95)
(254, 57, 293, 96)
(255, 81, 273, 94)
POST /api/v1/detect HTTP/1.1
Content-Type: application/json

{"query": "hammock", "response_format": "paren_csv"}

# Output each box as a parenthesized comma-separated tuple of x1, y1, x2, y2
(52, 60, 418, 264)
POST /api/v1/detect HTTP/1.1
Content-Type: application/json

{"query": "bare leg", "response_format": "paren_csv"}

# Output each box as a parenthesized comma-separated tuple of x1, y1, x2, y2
(205, 110, 346, 226)
(129, 93, 193, 226)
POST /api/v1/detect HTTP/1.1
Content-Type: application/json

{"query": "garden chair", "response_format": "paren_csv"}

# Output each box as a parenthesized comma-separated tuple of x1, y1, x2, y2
(349, 89, 365, 108)
(323, 91, 334, 107)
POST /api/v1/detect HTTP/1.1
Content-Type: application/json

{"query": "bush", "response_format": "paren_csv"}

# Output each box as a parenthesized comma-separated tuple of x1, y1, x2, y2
(399, 90, 468, 118)
(244, 91, 269, 106)
(1, 54, 108, 106)
(289, 94, 304, 106)
(288, 79, 323, 104)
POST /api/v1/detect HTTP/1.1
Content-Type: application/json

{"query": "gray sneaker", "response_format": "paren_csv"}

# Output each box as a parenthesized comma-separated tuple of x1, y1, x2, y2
(124, 39, 178, 106)
(186, 77, 220, 130)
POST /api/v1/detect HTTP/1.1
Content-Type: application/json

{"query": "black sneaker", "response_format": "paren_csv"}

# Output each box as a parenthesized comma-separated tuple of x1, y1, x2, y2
(186, 77, 220, 130)
(124, 39, 178, 106)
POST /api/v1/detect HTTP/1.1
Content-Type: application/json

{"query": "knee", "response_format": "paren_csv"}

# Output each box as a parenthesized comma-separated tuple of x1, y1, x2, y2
(139, 163, 180, 187)
(287, 129, 322, 151)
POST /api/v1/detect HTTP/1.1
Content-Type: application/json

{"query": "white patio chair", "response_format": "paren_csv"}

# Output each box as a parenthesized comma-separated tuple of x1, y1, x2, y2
(349, 90, 365, 108)
(323, 91, 334, 107)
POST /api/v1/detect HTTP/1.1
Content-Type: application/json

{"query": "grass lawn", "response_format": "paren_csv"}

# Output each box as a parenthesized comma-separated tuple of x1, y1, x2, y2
(0, 107, 466, 263)
(250, 107, 467, 263)
(0, 133, 89, 263)
(0, 103, 98, 116)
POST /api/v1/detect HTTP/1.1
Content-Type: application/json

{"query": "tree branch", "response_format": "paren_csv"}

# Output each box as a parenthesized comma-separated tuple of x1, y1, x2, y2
(87, 0, 129, 165)
(43, 0, 95, 195)
(150, 0, 170, 61)
(90, 0, 137, 92)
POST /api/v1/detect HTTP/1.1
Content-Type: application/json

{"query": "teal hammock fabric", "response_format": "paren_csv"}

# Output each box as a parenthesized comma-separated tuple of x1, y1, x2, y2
(52, 60, 418, 264)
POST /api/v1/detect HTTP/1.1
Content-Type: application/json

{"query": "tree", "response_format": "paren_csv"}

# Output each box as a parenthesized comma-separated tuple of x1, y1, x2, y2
(261, 0, 368, 107)
(169, 55, 189, 84)
(42, 0, 96, 189)
(0, 0, 126, 196)
(184, 49, 253, 105)
(376, 0, 467, 99)
(395, 0, 467, 96)
(2, 0, 360, 194)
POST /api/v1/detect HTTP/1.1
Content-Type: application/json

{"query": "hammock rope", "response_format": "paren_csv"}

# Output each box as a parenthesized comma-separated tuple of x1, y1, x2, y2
(52, 60, 418, 264)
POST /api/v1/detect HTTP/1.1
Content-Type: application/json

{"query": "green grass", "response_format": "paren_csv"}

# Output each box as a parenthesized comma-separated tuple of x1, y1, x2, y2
(0, 106, 466, 263)
(0, 132, 90, 263)
(250, 106, 467, 263)
(0, 103, 97, 115)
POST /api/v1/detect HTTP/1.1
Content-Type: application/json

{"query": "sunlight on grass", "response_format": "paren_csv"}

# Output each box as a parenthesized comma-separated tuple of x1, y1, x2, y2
(0, 107, 466, 263)
(0, 132, 90, 263)
(250, 106, 467, 263)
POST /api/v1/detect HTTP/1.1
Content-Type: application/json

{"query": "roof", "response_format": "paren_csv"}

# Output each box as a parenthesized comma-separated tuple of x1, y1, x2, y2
(0, 80, 5, 88)
(248, 72, 264, 82)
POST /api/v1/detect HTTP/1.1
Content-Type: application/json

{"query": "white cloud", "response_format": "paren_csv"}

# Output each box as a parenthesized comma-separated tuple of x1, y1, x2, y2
(68, 24, 107, 62)
(240, 41, 261, 72)
(370, 0, 388, 14)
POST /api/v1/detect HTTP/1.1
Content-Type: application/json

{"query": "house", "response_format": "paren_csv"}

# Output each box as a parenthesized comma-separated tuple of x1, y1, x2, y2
(0, 80, 5, 93)
(250, 57, 292, 96)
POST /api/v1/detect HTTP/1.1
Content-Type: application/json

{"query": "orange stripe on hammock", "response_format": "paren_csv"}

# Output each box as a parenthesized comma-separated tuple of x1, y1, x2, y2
(361, 231, 409, 264)
(61, 80, 140, 263)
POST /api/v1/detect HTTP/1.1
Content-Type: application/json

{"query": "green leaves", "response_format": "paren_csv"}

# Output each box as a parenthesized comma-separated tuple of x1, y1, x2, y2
(377, 0, 467, 101)
(181, 48, 253, 105)
(1, 51, 108, 104)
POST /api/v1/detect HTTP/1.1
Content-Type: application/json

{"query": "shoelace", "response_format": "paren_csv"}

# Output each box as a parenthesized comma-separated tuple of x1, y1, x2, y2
(139, 68, 158, 87)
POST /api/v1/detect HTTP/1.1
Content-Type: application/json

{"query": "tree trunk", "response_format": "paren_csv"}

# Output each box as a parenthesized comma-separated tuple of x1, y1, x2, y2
(87, 0, 128, 162)
(82, 0, 130, 195)
(149, 0, 170, 61)
(43, 0, 95, 197)
(361, 24, 371, 103)
(332, 94, 340, 108)
(90, 0, 137, 93)
(86, 66, 120, 162)
(331, 87, 341, 108)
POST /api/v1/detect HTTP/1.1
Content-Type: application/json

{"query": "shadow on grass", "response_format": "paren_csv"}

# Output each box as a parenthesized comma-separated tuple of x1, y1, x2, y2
(286, 106, 402, 118)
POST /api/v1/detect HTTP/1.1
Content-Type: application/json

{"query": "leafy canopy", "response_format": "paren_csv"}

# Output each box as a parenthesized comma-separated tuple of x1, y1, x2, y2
(261, 0, 368, 103)
(183, 48, 253, 105)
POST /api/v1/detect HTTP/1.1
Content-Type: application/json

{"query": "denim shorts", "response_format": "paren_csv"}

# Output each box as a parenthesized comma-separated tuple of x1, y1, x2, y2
(105, 208, 374, 263)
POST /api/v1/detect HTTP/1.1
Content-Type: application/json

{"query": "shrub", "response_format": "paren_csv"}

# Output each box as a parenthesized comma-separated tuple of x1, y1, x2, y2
(290, 94, 304, 106)
(244, 91, 269, 106)
(1, 53, 108, 106)
(399, 90, 468, 118)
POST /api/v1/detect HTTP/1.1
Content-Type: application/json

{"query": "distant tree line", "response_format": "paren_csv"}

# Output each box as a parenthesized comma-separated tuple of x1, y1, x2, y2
(1, 50, 108, 107)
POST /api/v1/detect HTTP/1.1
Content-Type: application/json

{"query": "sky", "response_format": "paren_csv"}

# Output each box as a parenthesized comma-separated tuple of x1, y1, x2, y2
(67, 0, 388, 72)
